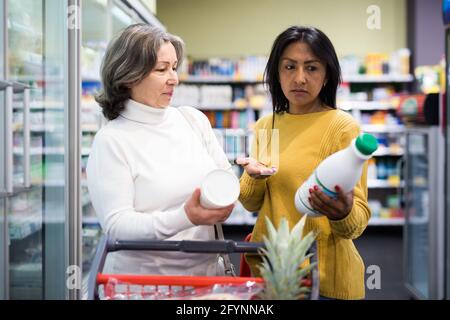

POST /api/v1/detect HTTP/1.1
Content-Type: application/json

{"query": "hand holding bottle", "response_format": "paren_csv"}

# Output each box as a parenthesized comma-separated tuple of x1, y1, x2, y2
(235, 157, 277, 179)
(308, 185, 354, 220)
(295, 133, 378, 218)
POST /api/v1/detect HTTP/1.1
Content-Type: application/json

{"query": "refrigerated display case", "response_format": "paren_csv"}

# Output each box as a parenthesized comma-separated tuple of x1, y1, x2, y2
(1, 0, 164, 300)
(0, 0, 79, 299)
(444, 0, 450, 300)
(79, 0, 164, 296)
(403, 126, 445, 299)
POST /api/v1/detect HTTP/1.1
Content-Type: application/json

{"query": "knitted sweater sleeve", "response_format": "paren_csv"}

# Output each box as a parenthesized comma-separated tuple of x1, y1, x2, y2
(238, 117, 269, 212)
(86, 130, 195, 241)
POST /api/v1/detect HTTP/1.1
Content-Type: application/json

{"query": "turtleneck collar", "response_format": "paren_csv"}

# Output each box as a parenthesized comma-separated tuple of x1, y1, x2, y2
(120, 99, 169, 125)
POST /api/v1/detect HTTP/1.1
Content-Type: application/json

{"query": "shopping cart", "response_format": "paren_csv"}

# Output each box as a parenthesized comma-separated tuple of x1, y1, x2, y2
(87, 235, 319, 300)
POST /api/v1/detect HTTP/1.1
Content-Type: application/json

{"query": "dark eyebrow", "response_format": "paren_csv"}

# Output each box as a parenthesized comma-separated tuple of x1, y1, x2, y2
(156, 61, 178, 65)
(304, 60, 321, 64)
(280, 58, 321, 64)
(280, 58, 297, 64)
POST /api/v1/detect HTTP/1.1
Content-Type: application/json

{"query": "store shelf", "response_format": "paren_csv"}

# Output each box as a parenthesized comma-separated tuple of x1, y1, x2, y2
(338, 101, 395, 111)
(13, 146, 90, 156)
(223, 214, 257, 226)
(13, 100, 65, 111)
(83, 216, 100, 225)
(9, 210, 43, 240)
(342, 74, 414, 83)
(213, 128, 247, 135)
(361, 124, 405, 133)
(82, 77, 101, 83)
(373, 146, 404, 157)
(8, 21, 43, 38)
(44, 180, 88, 188)
(13, 146, 63, 156)
(368, 179, 404, 188)
(226, 153, 246, 161)
(82, 124, 101, 132)
(13, 124, 64, 133)
(368, 217, 404, 226)
(195, 105, 268, 111)
(180, 76, 263, 84)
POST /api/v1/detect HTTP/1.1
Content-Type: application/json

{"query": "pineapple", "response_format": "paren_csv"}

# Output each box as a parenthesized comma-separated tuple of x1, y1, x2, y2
(258, 215, 316, 300)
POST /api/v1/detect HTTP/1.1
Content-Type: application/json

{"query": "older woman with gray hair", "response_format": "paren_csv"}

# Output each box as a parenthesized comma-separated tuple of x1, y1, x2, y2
(86, 24, 234, 276)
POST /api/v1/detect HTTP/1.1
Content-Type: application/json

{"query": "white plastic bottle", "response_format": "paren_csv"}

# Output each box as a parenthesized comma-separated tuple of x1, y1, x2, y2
(294, 133, 378, 217)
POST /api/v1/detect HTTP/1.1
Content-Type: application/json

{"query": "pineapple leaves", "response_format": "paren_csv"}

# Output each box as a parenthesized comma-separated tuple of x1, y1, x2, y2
(257, 215, 317, 300)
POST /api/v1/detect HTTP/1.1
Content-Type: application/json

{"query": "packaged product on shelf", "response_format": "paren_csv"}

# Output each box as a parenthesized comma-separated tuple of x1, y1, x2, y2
(365, 53, 389, 75)
(367, 159, 378, 180)
(368, 200, 382, 218)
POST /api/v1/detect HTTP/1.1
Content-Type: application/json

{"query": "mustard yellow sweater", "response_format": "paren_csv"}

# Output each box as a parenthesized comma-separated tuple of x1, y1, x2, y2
(239, 109, 370, 300)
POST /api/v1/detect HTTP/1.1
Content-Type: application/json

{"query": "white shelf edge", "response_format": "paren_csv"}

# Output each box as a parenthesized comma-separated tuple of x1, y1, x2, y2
(368, 179, 404, 188)
(180, 76, 263, 83)
(82, 78, 101, 82)
(338, 101, 395, 111)
(361, 124, 405, 133)
(373, 147, 404, 157)
(368, 217, 404, 226)
(83, 216, 100, 224)
(191, 105, 268, 111)
(342, 74, 414, 83)
(212, 128, 248, 135)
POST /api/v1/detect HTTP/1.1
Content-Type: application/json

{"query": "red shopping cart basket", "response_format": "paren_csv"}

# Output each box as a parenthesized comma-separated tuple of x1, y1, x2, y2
(87, 236, 319, 300)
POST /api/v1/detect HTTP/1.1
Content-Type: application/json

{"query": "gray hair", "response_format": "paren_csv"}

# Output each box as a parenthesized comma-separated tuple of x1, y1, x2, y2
(95, 23, 185, 120)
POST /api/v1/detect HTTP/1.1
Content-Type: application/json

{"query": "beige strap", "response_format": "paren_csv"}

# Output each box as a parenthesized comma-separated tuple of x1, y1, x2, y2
(214, 223, 236, 277)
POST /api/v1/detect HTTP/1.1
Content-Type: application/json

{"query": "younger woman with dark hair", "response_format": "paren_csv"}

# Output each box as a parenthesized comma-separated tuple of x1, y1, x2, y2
(237, 26, 371, 299)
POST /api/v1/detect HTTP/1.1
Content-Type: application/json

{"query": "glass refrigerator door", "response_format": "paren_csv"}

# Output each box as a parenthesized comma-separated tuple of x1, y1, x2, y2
(1, 0, 6, 300)
(446, 28, 450, 301)
(7, 0, 45, 299)
(80, 0, 142, 292)
(404, 127, 445, 300)
(404, 130, 430, 299)
(0, 198, 5, 300)
(6, 0, 70, 299)
(81, 0, 108, 292)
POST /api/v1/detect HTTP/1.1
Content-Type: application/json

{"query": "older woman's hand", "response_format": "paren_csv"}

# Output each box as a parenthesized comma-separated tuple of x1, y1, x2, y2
(308, 185, 353, 220)
(235, 157, 277, 179)
(184, 188, 234, 225)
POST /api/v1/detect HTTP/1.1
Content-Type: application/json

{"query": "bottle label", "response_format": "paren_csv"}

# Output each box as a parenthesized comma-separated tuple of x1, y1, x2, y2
(314, 171, 338, 199)
(296, 171, 338, 217)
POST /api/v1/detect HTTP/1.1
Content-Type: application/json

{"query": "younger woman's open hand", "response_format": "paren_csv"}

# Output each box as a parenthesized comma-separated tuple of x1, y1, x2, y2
(235, 157, 277, 179)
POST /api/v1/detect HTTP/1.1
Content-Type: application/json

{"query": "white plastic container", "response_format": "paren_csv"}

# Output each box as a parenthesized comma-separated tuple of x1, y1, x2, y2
(200, 169, 240, 209)
(294, 133, 378, 217)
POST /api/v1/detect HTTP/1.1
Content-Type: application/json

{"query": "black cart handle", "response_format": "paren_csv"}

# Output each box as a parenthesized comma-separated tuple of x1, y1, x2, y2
(107, 238, 264, 253)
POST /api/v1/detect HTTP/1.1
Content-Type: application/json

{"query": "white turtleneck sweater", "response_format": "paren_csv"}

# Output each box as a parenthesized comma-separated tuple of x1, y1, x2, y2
(86, 99, 231, 276)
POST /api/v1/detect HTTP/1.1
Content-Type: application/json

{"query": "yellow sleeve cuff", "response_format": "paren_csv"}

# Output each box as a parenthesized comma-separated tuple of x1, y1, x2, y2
(328, 203, 368, 239)
(239, 171, 267, 212)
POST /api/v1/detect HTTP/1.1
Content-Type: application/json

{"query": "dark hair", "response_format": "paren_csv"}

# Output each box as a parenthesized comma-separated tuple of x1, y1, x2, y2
(96, 23, 184, 120)
(264, 26, 341, 114)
